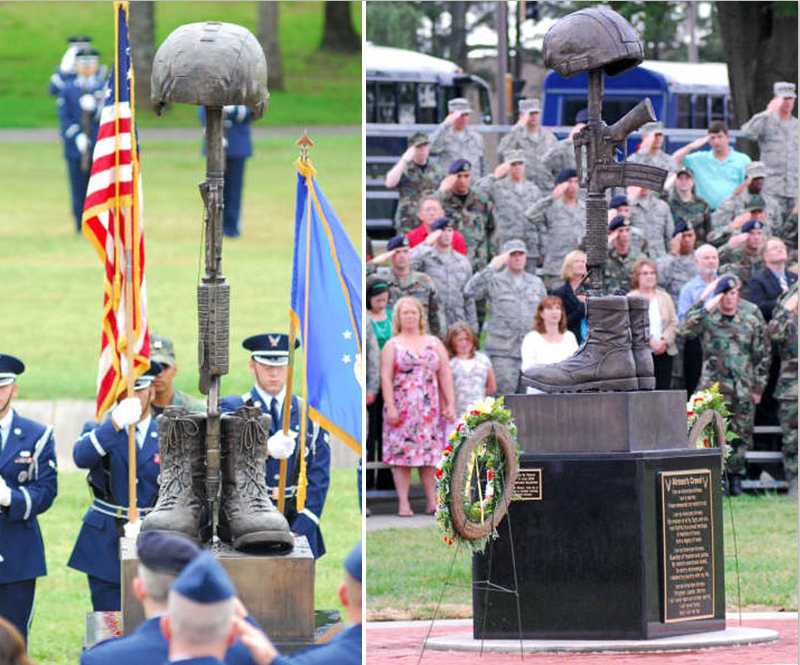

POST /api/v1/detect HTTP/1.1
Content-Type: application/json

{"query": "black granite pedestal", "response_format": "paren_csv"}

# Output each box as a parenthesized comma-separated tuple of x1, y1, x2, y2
(473, 391, 725, 640)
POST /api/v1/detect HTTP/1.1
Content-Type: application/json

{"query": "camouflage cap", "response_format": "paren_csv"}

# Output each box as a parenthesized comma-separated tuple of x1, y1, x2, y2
(502, 239, 527, 254)
(640, 121, 664, 134)
(744, 194, 766, 212)
(519, 98, 541, 114)
(774, 81, 797, 98)
(746, 161, 767, 180)
(448, 97, 472, 114)
(506, 150, 526, 164)
(408, 131, 430, 147)
(150, 334, 176, 366)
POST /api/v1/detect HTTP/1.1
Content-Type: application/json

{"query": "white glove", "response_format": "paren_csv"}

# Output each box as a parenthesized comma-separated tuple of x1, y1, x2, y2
(223, 105, 247, 122)
(267, 431, 297, 460)
(0, 476, 11, 507)
(75, 132, 89, 154)
(79, 93, 97, 112)
(112, 397, 142, 429)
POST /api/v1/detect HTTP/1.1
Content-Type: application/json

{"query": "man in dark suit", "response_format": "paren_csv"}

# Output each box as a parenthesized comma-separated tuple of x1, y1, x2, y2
(0, 354, 58, 643)
(745, 237, 797, 322)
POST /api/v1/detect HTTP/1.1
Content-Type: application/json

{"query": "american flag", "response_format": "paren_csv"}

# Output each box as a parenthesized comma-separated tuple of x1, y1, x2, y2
(82, 1, 149, 419)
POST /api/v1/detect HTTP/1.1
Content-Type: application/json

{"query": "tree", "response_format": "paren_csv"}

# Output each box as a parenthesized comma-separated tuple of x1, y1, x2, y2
(320, 1, 360, 53)
(717, 1, 798, 139)
(365, 2, 423, 50)
(129, 0, 155, 111)
(258, 1, 284, 91)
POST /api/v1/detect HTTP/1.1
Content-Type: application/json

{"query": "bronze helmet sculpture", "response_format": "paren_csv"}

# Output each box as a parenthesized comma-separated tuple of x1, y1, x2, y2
(151, 21, 268, 118)
(543, 6, 643, 78)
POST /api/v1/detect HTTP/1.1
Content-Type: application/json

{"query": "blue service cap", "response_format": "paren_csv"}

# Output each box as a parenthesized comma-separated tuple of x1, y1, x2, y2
(741, 219, 765, 233)
(430, 217, 452, 231)
(137, 531, 201, 575)
(134, 360, 164, 391)
(575, 108, 589, 124)
(608, 195, 628, 210)
(448, 159, 471, 175)
(556, 168, 577, 184)
(344, 542, 362, 583)
(608, 215, 630, 232)
(0, 354, 25, 388)
(243, 333, 299, 366)
(386, 235, 410, 252)
(672, 218, 693, 237)
(171, 551, 235, 604)
(68, 35, 92, 43)
(75, 47, 100, 60)
(713, 274, 740, 296)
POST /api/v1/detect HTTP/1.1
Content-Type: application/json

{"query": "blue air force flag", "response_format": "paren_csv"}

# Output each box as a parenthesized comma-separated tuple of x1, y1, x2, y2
(290, 161, 362, 453)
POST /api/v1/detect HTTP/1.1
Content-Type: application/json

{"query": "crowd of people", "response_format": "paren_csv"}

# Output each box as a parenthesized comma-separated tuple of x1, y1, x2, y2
(366, 84, 798, 507)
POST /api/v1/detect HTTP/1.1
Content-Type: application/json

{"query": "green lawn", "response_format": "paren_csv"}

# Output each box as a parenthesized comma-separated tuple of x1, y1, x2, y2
(0, 1, 361, 128)
(0, 134, 360, 400)
(366, 494, 798, 619)
(29, 468, 360, 665)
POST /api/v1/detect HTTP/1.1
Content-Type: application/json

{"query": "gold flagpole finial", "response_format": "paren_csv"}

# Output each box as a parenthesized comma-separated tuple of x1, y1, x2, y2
(296, 130, 315, 162)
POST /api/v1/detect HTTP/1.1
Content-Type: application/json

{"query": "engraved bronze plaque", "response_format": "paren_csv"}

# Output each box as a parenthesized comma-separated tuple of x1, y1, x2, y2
(660, 469, 715, 623)
(512, 468, 543, 501)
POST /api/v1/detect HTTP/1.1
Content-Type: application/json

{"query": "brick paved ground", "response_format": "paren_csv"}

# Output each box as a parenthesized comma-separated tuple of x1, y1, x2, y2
(366, 614, 798, 664)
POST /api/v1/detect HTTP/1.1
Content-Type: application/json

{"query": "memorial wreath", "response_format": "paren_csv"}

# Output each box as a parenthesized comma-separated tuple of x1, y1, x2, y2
(435, 397, 520, 553)
(687, 383, 734, 466)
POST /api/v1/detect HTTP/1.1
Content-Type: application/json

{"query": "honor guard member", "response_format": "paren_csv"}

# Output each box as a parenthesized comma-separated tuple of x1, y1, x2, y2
(68, 362, 164, 611)
(199, 105, 254, 238)
(0, 355, 58, 643)
(384, 132, 445, 235)
(149, 334, 205, 417)
(58, 47, 105, 233)
(429, 98, 486, 177)
(48, 35, 92, 97)
(80, 532, 255, 665)
(220, 334, 331, 559)
(497, 98, 558, 192)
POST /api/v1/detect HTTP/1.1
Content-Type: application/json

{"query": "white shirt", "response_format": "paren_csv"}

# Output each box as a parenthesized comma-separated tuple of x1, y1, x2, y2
(520, 330, 579, 372)
(254, 385, 287, 415)
(648, 298, 663, 341)
(136, 416, 152, 450)
(0, 409, 13, 450)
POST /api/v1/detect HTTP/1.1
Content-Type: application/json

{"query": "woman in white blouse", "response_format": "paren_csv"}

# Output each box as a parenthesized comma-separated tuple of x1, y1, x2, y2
(628, 258, 678, 390)
(520, 296, 579, 373)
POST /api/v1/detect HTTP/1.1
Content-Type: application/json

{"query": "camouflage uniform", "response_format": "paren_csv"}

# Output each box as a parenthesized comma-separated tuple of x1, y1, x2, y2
(718, 243, 764, 292)
(392, 160, 445, 234)
(605, 244, 645, 295)
(151, 389, 205, 416)
(679, 300, 770, 476)
(525, 195, 586, 284)
(626, 149, 676, 174)
(775, 209, 798, 263)
(541, 139, 576, 183)
(497, 125, 558, 192)
(436, 188, 494, 271)
(709, 189, 782, 239)
(629, 192, 674, 258)
(411, 244, 477, 332)
(374, 267, 446, 338)
(365, 322, 380, 397)
(474, 174, 542, 260)
(740, 110, 798, 216)
(429, 124, 486, 177)
(657, 253, 697, 306)
(464, 266, 547, 395)
(767, 286, 798, 478)
(668, 191, 711, 244)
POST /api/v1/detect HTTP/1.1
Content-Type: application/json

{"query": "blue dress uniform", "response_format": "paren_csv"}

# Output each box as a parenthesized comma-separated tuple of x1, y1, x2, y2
(49, 36, 92, 97)
(58, 49, 105, 232)
(67, 415, 161, 611)
(199, 105, 253, 238)
(220, 389, 331, 559)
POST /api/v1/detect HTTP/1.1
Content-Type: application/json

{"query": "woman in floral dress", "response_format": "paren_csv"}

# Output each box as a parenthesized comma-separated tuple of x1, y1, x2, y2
(381, 297, 455, 516)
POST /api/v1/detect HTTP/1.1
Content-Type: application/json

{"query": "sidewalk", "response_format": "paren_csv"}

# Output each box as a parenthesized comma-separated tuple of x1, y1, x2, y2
(366, 614, 798, 664)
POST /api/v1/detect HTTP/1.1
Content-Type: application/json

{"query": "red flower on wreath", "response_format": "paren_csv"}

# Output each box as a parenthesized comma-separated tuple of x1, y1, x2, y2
(435, 467, 443, 479)
(470, 409, 481, 416)
(487, 469, 495, 481)
(456, 423, 464, 433)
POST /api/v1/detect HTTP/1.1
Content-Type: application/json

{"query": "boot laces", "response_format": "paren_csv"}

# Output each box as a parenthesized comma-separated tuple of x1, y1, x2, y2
(157, 416, 200, 510)
(232, 417, 271, 513)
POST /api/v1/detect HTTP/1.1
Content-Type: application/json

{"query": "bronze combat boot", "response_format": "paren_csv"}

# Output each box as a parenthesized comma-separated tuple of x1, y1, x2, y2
(141, 407, 211, 543)
(627, 296, 655, 390)
(219, 406, 294, 553)
(520, 295, 638, 392)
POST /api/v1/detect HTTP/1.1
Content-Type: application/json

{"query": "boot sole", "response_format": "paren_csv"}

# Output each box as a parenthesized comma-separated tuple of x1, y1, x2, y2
(524, 377, 639, 393)
(140, 526, 204, 545)
(638, 377, 656, 390)
(233, 530, 295, 554)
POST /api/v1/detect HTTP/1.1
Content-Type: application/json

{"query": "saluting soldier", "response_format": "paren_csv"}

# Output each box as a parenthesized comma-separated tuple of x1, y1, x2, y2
(429, 98, 486, 177)
(668, 167, 711, 244)
(626, 121, 676, 175)
(657, 219, 698, 306)
(384, 132, 445, 235)
(474, 150, 543, 268)
(679, 275, 770, 495)
(627, 186, 675, 259)
(436, 159, 494, 272)
(220, 334, 330, 560)
(710, 162, 783, 239)
(58, 47, 105, 233)
(149, 334, 204, 416)
(740, 82, 798, 219)
(605, 215, 646, 295)
(541, 108, 587, 184)
(717, 217, 766, 291)
(49, 35, 92, 97)
(497, 98, 558, 192)
(0, 355, 58, 643)
(464, 240, 547, 395)
(411, 218, 477, 332)
(68, 362, 164, 612)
